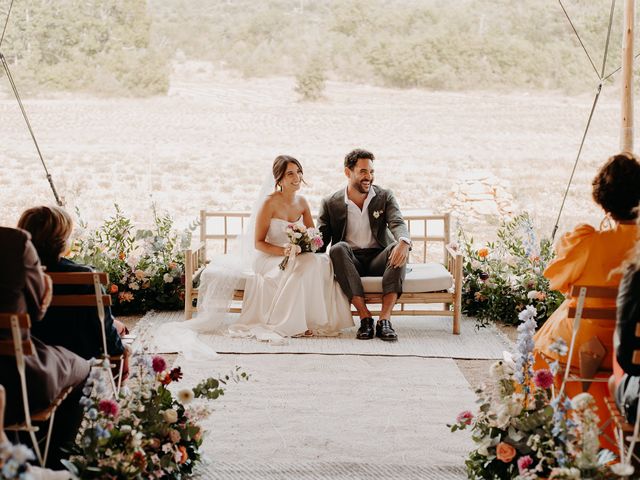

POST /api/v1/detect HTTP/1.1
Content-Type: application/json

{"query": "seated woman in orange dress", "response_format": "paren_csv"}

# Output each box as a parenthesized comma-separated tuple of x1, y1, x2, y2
(534, 153, 640, 433)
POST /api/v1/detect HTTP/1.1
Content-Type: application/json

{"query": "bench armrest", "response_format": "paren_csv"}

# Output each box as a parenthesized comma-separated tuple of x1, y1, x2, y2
(185, 241, 207, 285)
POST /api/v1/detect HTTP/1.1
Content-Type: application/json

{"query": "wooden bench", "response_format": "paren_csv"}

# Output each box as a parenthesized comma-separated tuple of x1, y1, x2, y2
(184, 210, 463, 334)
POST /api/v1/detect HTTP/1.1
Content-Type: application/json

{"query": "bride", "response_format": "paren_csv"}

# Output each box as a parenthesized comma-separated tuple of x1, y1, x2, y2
(228, 155, 354, 340)
(146, 155, 352, 354)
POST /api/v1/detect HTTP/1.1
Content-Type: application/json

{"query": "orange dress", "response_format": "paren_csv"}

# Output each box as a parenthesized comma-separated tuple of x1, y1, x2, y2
(533, 222, 637, 447)
(534, 223, 637, 369)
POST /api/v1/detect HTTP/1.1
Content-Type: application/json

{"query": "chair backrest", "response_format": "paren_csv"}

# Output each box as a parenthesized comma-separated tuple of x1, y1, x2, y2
(0, 313, 34, 357)
(198, 209, 451, 264)
(48, 272, 111, 307)
(568, 284, 618, 321)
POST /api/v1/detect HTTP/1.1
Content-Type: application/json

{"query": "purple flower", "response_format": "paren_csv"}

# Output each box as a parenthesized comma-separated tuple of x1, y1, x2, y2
(152, 355, 167, 373)
(533, 369, 554, 389)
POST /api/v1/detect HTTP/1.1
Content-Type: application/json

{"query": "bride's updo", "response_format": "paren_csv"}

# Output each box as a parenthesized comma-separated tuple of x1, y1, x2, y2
(273, 155, 305, 191)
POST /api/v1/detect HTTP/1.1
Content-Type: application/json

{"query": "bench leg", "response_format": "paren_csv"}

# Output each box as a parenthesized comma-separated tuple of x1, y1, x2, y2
(453, 301, 461, 335)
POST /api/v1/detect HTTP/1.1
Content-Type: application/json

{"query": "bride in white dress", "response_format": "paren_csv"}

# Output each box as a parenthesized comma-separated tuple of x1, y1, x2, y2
(229, 155, 354, 339)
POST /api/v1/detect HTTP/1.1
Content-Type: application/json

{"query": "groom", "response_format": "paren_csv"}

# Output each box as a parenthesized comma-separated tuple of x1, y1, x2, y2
(317, 149, 410, 341)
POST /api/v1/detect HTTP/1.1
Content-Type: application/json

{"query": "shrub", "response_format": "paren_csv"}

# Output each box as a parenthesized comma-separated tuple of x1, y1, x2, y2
(294, 59, 326, 101)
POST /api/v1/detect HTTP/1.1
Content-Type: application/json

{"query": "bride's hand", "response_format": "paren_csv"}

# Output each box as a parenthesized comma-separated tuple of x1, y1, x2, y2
(283, 244, 301, 256)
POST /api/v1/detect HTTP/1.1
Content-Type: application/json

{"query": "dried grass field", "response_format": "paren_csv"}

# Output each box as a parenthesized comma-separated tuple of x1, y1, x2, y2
(0, 64, 625, 243)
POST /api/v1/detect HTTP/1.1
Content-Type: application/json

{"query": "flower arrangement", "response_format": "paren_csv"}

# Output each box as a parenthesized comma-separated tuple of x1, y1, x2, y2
(0, 441, 35, 479)
(72, 205, 196, 314)
(279, 223, 323, 270)
(458, 212, 564, 328)
(450, 306, 622, 479)
(63, 354, 248, 479)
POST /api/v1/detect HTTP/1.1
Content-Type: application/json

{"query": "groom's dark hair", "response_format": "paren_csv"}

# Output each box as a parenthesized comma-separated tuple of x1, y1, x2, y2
(344, 149, 375, 170)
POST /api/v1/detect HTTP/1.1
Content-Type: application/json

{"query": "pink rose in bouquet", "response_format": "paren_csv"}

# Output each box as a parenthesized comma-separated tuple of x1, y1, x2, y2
(279, 224, 324, 270)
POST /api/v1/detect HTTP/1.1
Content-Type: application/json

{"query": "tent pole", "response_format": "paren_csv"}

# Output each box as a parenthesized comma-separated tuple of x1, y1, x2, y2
(621, 0, 635, 153)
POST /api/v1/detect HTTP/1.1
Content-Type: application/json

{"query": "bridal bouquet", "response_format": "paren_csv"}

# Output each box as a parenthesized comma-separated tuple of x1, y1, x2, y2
(279, 223, 323, 270)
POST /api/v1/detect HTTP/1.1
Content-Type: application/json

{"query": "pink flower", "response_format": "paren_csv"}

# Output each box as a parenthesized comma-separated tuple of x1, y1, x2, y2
(312, 236, 324, 248)
(517, 455, 533, 473)
(456, 410, 474, 425)
(533, 369, 554, 389)
(98, 399, 119, 417)
(152, 355, 168, 373)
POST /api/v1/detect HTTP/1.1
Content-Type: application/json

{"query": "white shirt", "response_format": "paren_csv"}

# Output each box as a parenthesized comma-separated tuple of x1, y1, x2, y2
(344, 187, 380, 249)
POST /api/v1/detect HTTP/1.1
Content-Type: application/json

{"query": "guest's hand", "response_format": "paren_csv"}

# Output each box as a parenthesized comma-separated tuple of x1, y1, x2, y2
(389, 242, 409, 268)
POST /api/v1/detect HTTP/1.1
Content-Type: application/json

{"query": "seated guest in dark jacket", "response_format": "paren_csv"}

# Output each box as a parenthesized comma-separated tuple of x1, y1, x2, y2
(0, 226, 89, 468)
(613, 232, 640, 423)
(17, 206, 126, 362)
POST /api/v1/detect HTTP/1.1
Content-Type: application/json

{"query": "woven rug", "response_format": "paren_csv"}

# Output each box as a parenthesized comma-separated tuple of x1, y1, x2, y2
(170, 354, 475, 479)
(137, 311, 513, 360)
(194, 461, 467, 479)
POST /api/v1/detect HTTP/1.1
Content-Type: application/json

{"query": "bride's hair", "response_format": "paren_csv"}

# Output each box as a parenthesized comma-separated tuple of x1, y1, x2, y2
(273, 155, 305, 191)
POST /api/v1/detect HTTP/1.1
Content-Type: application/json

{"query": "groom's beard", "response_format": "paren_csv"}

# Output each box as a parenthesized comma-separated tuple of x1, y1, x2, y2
(354, 181, 371, 194)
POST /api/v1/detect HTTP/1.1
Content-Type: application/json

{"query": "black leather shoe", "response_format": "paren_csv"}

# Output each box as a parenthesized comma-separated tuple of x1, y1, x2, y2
(356, 317, 374, 340)
(376, 319, 398, 341)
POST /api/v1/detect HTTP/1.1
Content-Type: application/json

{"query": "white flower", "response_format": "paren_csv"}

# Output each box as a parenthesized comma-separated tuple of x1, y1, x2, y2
(163, 273, 174, 283)
(610, 463, 634, 476)
(475, 435, 496, 456)
(162, 443, 173, 453)
(163, 408, 178, 423)
(527, 290, 538, 300)
(128, 282, 140, 290)
(120, 424, 132, 433)
(10, 444, 34, 464)
(293, 232, 302, 239)
(549, 467, 581, 479)
(571, 392, 595, 411)
(489, 360, 514, 379)
(372, 210, 383, 219)
(178, 388, 194, 404)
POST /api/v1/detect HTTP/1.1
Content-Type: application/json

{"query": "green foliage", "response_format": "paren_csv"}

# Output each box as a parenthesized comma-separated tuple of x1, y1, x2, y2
(72, 205, 194, 314)
(150, 0, 626, 94)
(459, 213, 565, 328)
(1, 0, 169, 96)
(294, 58, 326, 101)
(193, 367, 250, 400)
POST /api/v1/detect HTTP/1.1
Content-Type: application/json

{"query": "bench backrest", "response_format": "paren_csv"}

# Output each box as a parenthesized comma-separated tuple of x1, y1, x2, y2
(198, 210, 451, 265)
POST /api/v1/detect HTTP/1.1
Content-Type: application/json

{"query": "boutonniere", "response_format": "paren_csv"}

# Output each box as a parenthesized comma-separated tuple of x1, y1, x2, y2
(372, 210, 384, 219)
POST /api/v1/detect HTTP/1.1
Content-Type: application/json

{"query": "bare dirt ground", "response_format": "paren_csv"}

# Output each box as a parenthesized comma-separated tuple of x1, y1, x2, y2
(0, 62, 622, 244)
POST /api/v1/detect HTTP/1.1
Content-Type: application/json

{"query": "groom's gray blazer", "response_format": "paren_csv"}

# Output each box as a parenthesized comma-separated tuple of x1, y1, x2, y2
(316, 185, 410, 252)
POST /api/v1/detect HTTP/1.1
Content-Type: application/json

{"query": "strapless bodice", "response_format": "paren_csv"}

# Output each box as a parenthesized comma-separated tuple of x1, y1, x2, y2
(265, 216, 303, 247)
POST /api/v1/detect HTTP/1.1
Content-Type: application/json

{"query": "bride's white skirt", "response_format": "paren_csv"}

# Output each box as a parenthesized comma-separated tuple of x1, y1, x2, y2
(229, 252, 354, 339)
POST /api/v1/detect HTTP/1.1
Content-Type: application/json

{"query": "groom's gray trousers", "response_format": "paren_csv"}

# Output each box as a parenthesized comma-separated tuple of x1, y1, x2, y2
(329, 241, 406, 301)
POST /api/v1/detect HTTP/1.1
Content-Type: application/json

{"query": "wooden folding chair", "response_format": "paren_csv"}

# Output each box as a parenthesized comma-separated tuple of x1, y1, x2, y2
(606, 309, 640, 470)
(558, 285, 619, 396)
(0, 312, 73, 466)
(47, 271, 123, 395)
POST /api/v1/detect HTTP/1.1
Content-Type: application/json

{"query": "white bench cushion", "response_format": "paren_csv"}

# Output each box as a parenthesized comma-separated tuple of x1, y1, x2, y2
(361, 262, 453, 293)
(202, 260, 452, 294)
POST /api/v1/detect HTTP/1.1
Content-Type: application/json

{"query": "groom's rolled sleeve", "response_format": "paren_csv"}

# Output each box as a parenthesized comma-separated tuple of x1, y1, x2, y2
(316, 199, 332, 253)
(385, 191, 410, 242)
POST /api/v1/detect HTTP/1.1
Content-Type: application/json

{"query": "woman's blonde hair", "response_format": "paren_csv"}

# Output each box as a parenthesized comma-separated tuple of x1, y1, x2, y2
(17, 205, 73, 267)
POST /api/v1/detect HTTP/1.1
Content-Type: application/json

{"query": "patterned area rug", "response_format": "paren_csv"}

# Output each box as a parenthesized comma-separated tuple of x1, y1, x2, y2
(194, 461, 467, 479)
(137, 310, 512, 360)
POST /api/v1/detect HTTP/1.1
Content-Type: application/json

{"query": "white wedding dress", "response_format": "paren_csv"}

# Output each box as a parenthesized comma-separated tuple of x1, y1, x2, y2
(229, 216, 354, 340)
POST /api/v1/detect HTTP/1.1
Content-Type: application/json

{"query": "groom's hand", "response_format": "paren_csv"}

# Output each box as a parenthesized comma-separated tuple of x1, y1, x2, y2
(389, 242, 409, 268)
